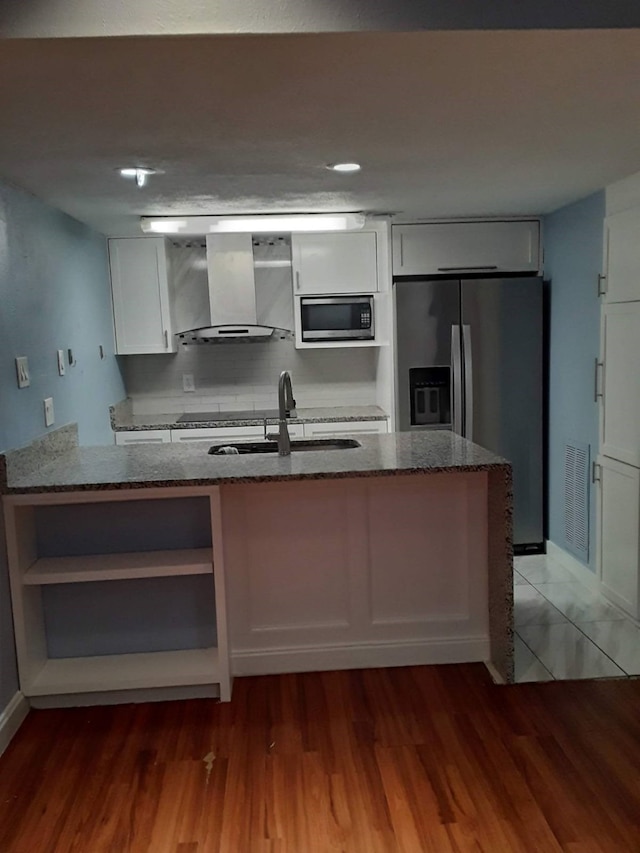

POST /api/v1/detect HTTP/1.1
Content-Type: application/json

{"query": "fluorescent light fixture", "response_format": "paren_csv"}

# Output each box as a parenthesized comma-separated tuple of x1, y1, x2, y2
(327, 162, 361, 173)
(140, 213, 365, 235)
(145, 219, 188, 234)
(119, 167, 156, 188)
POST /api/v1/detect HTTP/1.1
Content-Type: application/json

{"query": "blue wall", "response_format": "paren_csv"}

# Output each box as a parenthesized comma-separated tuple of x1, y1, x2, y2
(0, 180, 125, 452)
(545, 191, 604, 570)
(0, 178, 125, 715)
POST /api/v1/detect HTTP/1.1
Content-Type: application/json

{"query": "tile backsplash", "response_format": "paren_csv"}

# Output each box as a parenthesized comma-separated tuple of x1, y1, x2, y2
(122, 339, 378, 415)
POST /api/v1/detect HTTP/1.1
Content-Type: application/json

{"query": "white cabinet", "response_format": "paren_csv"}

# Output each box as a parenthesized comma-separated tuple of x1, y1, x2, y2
(597, 456, 640, 619)
(603, 207, 640, 303)
(303, 420, 388, 438)
(291, 231, 378, 294)
(109, 237, 176, 355)
(392, 221, 540, 276)
(600, 302, 640, 467)
(115, 430, 171, 445)
(2, 489, 231, 701)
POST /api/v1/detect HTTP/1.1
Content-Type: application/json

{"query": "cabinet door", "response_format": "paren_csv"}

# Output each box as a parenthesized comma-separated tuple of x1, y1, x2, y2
(292, 232, 378, 294)
(600, 302, 640, 467)
(109, 238, 176, 355)
(114, 430, 171, 445)
(603, 207, 640, 303)
(598, 456, 640, 619)
(392, 221, 540, 276)
(303, 420, 388, 438)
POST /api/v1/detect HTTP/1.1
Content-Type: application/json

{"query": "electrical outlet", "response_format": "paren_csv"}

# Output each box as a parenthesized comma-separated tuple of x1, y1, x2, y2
(43, 397, 55, 427)
(182, 373, 196, 392)
(57, 349, 66, 376)
(15, 356, 30, 388)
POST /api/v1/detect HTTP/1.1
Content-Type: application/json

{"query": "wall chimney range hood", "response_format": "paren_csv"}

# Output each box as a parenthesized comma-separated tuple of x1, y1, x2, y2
(173, 234, 294, 344)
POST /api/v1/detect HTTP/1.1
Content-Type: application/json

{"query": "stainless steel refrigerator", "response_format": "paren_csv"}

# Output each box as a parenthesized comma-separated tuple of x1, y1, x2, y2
(395, 276, 543, 550)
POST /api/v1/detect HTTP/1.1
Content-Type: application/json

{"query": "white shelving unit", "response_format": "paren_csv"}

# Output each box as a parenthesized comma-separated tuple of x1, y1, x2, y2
(3, 487, 232, 703)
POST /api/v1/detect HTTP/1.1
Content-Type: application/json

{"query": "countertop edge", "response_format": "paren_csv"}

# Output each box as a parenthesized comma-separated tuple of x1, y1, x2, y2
(5, 461, 511, 496)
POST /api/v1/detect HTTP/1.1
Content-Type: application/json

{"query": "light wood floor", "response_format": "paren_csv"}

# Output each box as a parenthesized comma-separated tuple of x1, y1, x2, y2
(1, 664, 639, 852)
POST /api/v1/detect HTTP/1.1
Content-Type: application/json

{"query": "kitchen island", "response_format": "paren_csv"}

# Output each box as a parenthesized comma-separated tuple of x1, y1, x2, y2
(1, 426, 513, 706)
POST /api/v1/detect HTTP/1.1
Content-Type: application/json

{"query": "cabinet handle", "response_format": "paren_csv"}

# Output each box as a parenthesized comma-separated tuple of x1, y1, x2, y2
(592, 461, 602, 484)
(399, 233, 404, 268)
(594, 359, 604, 401)
(437, 266, 499, 272)
(164, 330, 169, 349)
(295, 271, 301, 291)
(597, 274, 607, 297)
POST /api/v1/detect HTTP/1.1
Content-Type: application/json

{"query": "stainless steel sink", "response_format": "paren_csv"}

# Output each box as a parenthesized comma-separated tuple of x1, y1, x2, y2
(208, 438, 361, 455)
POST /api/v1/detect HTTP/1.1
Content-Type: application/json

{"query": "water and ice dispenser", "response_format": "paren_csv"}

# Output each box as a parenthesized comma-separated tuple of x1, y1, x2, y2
(409, 367, 451, 428)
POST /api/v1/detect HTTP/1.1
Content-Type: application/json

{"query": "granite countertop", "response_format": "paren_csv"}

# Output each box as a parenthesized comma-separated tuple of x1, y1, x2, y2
(4, 430, 509, 495)
(110, 405, 389, 431)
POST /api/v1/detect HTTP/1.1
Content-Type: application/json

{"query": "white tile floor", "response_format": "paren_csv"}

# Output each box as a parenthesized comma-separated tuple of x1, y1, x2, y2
(513, 554, 640, 682)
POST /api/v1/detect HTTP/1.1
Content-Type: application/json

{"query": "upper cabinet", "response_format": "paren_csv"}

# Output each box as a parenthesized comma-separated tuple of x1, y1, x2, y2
(602, 207, 640, 303)
(109, 237, 176, 355)
(291, 231, 378, 294)
(391, 220, 541, 276)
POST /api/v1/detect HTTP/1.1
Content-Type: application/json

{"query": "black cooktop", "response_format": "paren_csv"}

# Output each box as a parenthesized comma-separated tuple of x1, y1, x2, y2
(177, 409, 280, 423)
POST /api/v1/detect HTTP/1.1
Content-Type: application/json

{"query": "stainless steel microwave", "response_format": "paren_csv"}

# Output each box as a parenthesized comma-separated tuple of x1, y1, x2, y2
(300, 296, 374, 342)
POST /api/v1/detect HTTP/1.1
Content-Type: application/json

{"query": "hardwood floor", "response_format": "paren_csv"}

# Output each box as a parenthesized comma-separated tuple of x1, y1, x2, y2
(1, 664, 639, 852)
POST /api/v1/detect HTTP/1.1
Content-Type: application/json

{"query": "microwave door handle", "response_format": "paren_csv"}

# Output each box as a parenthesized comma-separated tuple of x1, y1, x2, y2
(462, 324, 473, 441)
(451, 325, 463, 435)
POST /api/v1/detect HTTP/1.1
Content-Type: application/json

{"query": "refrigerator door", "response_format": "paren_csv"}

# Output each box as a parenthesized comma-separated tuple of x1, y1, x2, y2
(461, 277, 543, 546)
(395, 279, 461, 432)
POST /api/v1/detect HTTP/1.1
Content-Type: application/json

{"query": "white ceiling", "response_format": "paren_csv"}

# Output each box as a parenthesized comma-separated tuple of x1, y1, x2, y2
(1, 29, 640, 236)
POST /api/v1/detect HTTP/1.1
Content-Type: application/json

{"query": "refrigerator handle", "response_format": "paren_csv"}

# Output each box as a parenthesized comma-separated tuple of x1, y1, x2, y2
(462, 324, 473, 441)
(451, 325, 463, 435)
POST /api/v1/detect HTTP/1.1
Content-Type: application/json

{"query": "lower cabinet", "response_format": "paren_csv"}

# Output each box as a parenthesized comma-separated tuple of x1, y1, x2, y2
(2, 488, 232, 702)
(115, 430, 171, 445)
(598, 455, 640, 620)
(114, 420, 388, 446)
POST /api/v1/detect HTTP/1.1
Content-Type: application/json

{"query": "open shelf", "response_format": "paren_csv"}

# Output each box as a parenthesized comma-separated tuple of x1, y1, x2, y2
(26, 647, 220, 696)
(23, 547, 213, 585)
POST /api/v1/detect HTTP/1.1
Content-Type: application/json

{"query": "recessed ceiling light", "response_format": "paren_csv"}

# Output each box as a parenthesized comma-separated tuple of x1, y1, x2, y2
(327, 162, 361, 173)
(119, 167, 157, 188)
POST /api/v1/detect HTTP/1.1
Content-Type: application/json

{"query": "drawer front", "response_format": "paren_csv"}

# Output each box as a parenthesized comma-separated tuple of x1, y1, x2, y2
(303, 420, 388, 437)
(114, 430, 171, 445)
(170, 426, 264, 442)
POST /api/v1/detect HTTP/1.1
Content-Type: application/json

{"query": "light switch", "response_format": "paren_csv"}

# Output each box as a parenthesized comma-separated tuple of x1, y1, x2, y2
(183, 374, 196, 392)
(15, 356, 30, 388)
(57, 349, 66, 376)
(43, 397, 55, 427)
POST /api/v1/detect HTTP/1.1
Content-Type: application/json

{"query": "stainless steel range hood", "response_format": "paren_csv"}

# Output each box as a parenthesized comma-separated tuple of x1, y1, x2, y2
(172, 233, 294, 344)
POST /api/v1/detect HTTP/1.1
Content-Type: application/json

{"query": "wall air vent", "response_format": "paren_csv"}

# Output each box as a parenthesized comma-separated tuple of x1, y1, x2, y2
(564, 440, 590, 561)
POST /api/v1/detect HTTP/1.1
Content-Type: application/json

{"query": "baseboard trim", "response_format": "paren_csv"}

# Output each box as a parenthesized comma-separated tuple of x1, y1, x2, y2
(29, 684, 219, 709)
(0, 692, 29, 757)
(231, 636, 490, 676)
(546, 540, 599, 591)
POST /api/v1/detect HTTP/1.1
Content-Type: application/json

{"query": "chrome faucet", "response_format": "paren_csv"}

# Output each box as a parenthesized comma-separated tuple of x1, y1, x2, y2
(266, 370, 297, 455)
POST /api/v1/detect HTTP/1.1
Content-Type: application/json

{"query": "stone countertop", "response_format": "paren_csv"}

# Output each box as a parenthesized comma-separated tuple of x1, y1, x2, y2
(110, 405, 389, 431)
(5, 430, 509, 495)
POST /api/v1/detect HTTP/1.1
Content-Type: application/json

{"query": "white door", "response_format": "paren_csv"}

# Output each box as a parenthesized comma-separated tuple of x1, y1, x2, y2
(603, 207, 640, 303)
(598, 455, 640, 619)
(392, 221, 540, 276)
(600, 302, 640, 467)
(292, 232, 378, 294)
(109, 238, 176, 355)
